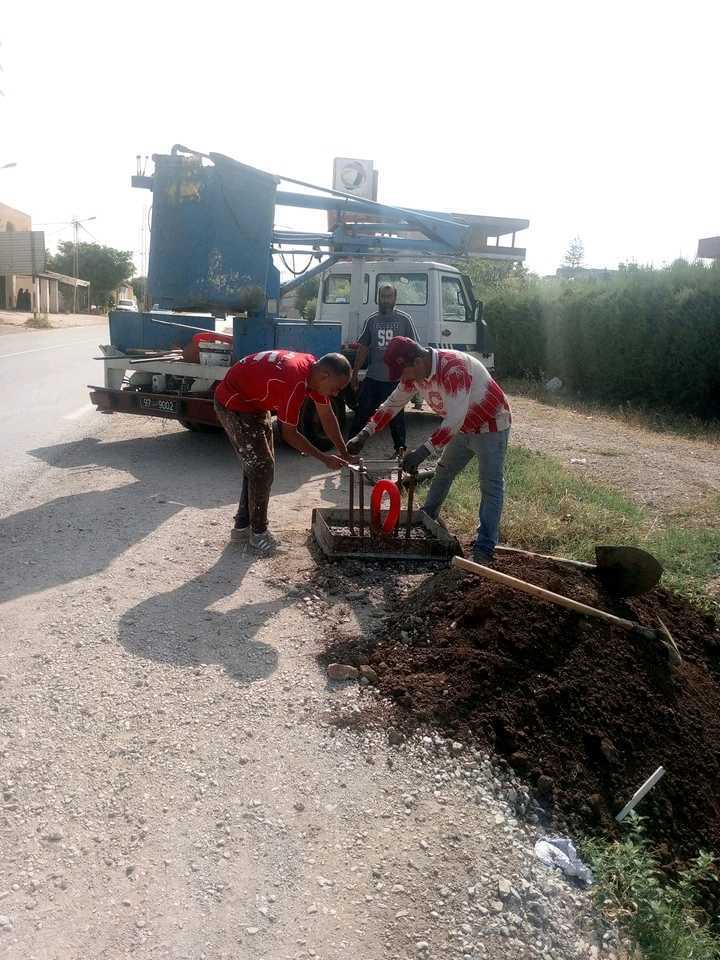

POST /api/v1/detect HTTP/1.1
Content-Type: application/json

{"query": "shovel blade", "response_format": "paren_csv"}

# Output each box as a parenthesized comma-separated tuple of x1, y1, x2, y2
(594, 545, 664, 597)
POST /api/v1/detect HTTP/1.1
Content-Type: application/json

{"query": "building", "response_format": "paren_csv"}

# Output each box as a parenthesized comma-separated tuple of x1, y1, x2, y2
(697, 237, 720, 261)
(0, 202, 90, 312)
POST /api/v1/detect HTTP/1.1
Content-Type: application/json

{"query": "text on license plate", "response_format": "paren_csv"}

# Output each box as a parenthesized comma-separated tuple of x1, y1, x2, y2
(139, 396, 178, 414)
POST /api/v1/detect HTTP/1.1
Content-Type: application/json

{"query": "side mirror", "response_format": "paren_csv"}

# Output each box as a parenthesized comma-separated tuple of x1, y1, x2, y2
(474, 301, 485, 324)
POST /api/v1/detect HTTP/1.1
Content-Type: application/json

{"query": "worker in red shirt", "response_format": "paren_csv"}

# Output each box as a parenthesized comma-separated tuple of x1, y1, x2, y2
(214, 350, 353, 554)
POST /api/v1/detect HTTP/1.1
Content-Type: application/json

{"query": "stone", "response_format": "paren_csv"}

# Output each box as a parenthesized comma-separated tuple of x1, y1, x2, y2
(294, 802, 305, 812)
(387, 727, 403, 746)
(359, 665, 378, 684)
(0, 915, 13, 930)
(44, 829, 64, 842)
(327, 663, 359, 681)
(415, 942, 429, 955)
(136, 919, 146, 929)
(498, 878, 512, 899)
(451, 741, 464, 755)
(307, 904, 318, 914)
(246, 927, 259, 935)
(490, 900, 504, 913)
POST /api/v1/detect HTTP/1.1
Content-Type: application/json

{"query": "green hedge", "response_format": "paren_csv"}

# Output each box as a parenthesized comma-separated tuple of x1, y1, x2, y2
(482, 262, 720, 419)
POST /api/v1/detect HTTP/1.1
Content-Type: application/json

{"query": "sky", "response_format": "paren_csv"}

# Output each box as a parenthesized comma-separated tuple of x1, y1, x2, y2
(1, 0, 719, 278)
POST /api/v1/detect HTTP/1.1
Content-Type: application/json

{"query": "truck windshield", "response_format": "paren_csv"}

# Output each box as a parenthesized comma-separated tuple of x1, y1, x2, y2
(441, 276, 471, 322)
(323, 274, 369, 304)
(375, 273, 428, 305)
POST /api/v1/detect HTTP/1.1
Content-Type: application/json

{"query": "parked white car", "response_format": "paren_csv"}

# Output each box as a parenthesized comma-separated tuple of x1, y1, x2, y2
(116, 298, 138, 312)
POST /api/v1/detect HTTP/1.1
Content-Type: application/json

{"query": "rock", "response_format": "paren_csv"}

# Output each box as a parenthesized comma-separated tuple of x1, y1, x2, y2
(490, 900, 504, 913)
(387, 727, 403, 746)
(246, 927, 259, 935)
(451, 741, 464, 755)
(536, 775, 554, 797)
(43, 829, 64, 842)
(415, 942, 429, 956)
(307, 904, 318, 914)
(0, 915, 13, 931)
(498, 878, 512, 899)
(294, 801, 305, 812)
(135, 919, 146, 929)
(359, 665, 378, 684)
(327, 663, 359, 681)
(545, 376, 563, 393)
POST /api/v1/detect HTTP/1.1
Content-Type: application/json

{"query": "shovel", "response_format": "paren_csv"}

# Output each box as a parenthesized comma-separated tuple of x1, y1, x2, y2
(452, 556, 682, 667)
(494, 544, 663, 597)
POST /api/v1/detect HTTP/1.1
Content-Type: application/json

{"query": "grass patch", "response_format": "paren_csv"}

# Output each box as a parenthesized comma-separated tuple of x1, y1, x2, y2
(502, 377, 720, 445)
(25, 313, 53, 329)
(444, 444, 720, 606)
(583, 816, 720, 960)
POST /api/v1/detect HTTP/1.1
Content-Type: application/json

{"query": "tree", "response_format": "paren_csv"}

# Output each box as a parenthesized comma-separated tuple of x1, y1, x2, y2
(564, 236, 585, 270)
(131, 276, 147, 305)
(47, 241, 135, 305)
(293, 277, 320, 319)
(462, 257, 530, 297)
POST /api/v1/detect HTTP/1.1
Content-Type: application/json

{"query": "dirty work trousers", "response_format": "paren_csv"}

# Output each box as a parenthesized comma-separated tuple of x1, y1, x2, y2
(421, 428, 510, 560)
(214, 400, 275, 533)
(350, 377, 406, 452)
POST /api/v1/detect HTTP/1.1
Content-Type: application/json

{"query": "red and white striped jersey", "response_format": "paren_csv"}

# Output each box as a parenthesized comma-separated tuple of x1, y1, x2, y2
(367, 348, 511, 452)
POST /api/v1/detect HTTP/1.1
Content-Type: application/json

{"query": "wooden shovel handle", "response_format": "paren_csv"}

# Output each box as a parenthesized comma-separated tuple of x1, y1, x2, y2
(495, 545, 595, 571)
(452, 557, 640, 634)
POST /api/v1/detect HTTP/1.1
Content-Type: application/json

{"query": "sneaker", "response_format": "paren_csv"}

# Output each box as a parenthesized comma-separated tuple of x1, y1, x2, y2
(249, 529, 280, 556)
(230, 525, 250, 543)
(418, 509, 448, 531)
(472, 551, 494, 566)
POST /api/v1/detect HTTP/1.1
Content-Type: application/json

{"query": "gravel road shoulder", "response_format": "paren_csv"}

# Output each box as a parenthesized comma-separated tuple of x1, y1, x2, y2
(0, 416, 628, 959)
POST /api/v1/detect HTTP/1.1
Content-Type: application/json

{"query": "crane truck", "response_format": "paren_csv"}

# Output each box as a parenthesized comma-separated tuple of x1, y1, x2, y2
(89, 146, 528, 447)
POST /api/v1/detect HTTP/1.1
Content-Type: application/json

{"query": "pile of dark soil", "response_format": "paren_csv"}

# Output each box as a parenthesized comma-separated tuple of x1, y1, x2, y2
(353, 554, 720, 869)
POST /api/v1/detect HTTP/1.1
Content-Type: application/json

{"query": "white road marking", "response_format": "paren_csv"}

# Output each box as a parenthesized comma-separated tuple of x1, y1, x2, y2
(63, 403, 93, 421)
(0, 338, 99, 360)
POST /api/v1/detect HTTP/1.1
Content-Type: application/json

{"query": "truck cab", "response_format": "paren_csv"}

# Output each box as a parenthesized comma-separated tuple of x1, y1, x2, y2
(313, 259, 492, 368)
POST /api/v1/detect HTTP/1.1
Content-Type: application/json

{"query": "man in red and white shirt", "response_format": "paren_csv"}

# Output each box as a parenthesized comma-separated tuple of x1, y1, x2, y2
(214, 350, 352, 554)
(347, 337, 511, 563)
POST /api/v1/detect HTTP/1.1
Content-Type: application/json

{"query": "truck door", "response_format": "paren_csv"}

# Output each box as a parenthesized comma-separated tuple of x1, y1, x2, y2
(432, 274, 493, 367)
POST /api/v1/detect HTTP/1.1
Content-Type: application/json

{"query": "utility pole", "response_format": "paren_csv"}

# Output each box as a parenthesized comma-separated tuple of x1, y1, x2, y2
(71, 216, 96, 313)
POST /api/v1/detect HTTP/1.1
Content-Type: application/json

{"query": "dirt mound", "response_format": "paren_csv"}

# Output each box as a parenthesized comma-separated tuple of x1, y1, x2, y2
(361, 555, 720, 867)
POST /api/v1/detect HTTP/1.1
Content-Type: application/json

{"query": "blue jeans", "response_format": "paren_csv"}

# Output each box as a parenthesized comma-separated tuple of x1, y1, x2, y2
(350, 377, 406, 451)
(421, 429, 510, 559)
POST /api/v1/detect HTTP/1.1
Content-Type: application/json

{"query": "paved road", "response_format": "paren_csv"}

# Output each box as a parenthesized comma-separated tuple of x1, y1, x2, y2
(0, 323, 108, 497)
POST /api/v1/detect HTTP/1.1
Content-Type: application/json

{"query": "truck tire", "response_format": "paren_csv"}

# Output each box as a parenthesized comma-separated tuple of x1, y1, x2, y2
(179, 420, 223, 434)
(299, 396, 347, 452)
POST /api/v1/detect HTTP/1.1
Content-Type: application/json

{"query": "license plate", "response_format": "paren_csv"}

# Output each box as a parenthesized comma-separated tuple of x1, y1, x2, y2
(139, 396, 178, 414)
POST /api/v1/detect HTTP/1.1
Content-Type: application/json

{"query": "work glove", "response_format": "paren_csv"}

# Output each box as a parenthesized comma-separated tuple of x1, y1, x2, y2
(346, 427, 372, 455)
(402, 445, 431, 473)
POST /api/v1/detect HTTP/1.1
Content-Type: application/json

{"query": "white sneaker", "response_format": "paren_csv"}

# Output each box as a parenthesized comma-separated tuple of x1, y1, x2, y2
(249, 529, 280, 555)
(230, 526, 250, 543)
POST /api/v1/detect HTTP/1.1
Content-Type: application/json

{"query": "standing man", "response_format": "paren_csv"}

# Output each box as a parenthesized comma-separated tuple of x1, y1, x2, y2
(350, 283, 419, 457)
(347, 337, 511, 564)
(214, 349, 352, 555)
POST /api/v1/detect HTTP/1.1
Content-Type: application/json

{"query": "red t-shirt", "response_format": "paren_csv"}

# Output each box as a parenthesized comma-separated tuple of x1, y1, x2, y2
(214, 350, 327, 426)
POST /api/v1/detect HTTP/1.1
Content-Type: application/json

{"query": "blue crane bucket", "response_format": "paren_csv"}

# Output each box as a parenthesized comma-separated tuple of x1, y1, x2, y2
(147, 152, 278, 314)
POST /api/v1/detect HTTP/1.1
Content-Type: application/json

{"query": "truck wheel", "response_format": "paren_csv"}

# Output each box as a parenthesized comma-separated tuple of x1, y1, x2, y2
(299, 396, 346, 452)
(179, 420, 223, 434)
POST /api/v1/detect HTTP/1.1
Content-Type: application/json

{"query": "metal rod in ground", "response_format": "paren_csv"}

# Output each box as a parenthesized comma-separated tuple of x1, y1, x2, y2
(358, 460, 365, 539)
(405, 474, 417, 539)
(395, 454, 404, 537)
(348, 468, 355, 533)
(615, 766, 665, 822)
